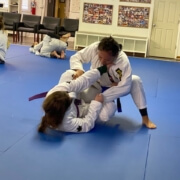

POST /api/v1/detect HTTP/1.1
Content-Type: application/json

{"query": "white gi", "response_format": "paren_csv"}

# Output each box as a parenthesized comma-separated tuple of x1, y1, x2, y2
(29, 35, 67, 58)
(46, 69, 116, 133)
(0, 30, 8, 61)
(70, 42, 146, 109)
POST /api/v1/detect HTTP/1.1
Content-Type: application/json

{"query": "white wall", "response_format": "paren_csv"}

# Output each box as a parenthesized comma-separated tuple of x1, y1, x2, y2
(67, 0, 80, 19)
(79, 0, 154, 39)
(77, 0, 180, 58)
(21, 0, 45, 19)
(34, 0, 45, 18)
(177, 28, 180, 57)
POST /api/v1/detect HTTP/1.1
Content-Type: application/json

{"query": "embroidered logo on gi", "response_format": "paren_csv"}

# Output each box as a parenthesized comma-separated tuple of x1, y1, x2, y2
(116, 68, 122, 81)
(77, 126, 82, 132)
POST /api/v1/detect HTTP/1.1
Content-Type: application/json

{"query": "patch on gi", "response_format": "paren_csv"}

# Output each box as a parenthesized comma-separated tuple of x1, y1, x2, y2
(77, 126, 82, 132)
(115, 68, 122, 81)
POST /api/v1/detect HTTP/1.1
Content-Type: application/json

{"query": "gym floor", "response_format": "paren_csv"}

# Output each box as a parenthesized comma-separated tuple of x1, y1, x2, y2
(0, 39, 180, 180)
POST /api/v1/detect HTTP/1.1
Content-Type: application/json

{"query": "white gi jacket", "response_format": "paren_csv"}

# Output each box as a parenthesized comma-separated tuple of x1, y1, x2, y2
(30, 35, 67, 58)
(46, 69, 106, 133)
(0, 30, 8, 61)
(70, 42, 132, 103)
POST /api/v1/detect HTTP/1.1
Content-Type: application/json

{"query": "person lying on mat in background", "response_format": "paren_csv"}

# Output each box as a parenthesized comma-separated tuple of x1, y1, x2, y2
(38, 65, 116, 133)
(29, 32, 71, 59)
(0, 16, 8, 64)
(70, 36, 156, 129)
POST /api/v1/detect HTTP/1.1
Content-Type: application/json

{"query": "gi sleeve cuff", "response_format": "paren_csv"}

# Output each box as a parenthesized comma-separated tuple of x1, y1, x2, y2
(97, 65, 107, 75)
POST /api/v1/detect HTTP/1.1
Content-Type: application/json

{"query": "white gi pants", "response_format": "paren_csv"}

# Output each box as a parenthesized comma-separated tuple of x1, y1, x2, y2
(80, 83, 116, 122)
(80, 75, 147, 110)
(0, 31, 7, 61)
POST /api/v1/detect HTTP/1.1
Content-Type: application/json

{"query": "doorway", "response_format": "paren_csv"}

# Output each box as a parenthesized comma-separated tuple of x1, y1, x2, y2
(149, 0, 180, 59)
(55, 0, 66, 24)
(47, 0, 56, 17)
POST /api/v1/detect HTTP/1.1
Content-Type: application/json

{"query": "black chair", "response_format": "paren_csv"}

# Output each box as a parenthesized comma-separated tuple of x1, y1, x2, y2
(16, 14, 41, 43)
(3, 12, 21, 42)
(37, 16, 61, 42)
(59, 18, 79, 37)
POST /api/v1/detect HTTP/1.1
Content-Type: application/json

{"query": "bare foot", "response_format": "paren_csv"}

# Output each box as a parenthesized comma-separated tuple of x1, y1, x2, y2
(51, 51, 61, 58)
(62, 33, 71, 38)
(60, 50, 65, 59)
(142, 116, 156, 129)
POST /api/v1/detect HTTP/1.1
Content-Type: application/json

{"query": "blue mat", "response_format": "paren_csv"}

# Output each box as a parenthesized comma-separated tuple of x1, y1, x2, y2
(0, 127, 150, 180)
(145, 135, 180, 180)
(0, 44, 180, 180)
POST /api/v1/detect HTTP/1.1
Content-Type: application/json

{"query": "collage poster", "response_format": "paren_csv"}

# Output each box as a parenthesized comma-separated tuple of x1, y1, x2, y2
(82, 3, 113, 25)
(118, 6, 150, 28)
(120, 0, 151, 3)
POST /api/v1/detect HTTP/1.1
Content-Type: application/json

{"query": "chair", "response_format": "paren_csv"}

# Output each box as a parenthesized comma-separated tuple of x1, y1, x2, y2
(16, 14, 41, 43)
(59, 18, 79, 37)
(3, 12, 21, 42)
(36, 16, 61, 42)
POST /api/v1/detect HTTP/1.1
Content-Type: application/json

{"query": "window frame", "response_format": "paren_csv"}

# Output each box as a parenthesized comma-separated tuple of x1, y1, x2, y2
(21, 0, 31, 12)
(0, 0, 8, 8)
(0, 0, 31, 12)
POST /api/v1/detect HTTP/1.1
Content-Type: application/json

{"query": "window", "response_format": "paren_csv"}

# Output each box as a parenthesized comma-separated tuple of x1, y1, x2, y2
(22, 0, 29, 11)
(0, 0, 8, 8)
(0, 0, 30, 11)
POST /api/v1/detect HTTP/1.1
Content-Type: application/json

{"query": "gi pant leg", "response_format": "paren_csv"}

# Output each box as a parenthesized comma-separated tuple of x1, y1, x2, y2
(130, 75, 147, 109)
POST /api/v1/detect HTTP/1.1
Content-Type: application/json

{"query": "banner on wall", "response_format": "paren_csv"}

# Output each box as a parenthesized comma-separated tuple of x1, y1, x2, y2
(118, 6, 150, 28)
(82, 3, 113, 25)
(120, 0, 151, 3)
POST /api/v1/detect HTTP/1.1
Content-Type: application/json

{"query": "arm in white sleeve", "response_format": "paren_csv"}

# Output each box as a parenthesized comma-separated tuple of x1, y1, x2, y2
(103, 62, 132, 102)
(48, 65, 107, 95)
(34, 41, 43, 52)
(103, 80, 132, 102)
(70, 42, 99, 71)
(48, 69, 102, 94)
(61, 100, 103, 133)
(63, 68, 103, 92)
(29, 47, 34, 53)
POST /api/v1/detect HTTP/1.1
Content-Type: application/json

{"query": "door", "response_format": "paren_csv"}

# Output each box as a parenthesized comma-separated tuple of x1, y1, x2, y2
(55, 0, 66, 24)
(47, 0, 55, 17)
(149, 0, 180, 59)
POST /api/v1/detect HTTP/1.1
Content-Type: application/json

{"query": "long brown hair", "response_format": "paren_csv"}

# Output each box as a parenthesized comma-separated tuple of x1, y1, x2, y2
(38, 91, 72, 133)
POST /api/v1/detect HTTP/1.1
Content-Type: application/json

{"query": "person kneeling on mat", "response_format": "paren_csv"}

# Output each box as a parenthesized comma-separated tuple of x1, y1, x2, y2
(29, 32, 71, 59)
